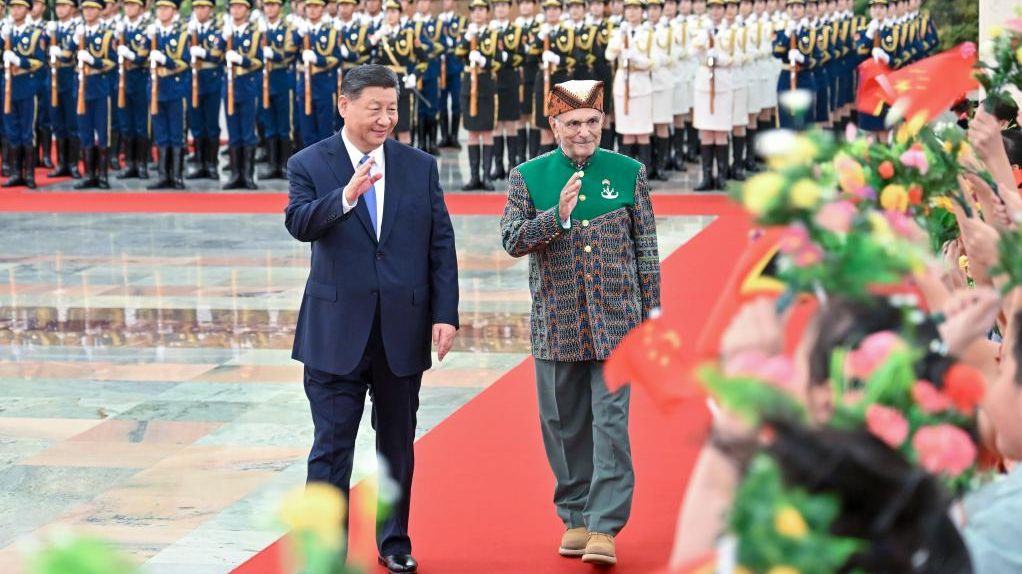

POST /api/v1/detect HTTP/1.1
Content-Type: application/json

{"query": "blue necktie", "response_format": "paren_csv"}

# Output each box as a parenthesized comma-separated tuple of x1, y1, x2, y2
(358, 155, 379, 237)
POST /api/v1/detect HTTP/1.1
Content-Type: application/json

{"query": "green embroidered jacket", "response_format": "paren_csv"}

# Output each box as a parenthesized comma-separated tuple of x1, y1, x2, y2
(500, 147, 661, 362)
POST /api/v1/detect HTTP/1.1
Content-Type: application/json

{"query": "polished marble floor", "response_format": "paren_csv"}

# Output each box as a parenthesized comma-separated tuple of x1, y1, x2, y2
(0, 163, 715, 574)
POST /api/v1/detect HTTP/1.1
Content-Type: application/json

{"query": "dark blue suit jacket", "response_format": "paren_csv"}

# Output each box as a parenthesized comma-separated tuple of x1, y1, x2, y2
(285, 134, 459, 378)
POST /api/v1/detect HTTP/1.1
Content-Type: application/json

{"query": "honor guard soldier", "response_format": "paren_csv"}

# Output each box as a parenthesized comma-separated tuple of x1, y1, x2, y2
(31, 0, 52, 170)
(368, 0, 421, 144)
(533, 0, 582, 154)
(364, 0, 386, 31)
(100, 0, 122, 170)
(490, 0, 524, 179)
(456, 0, 503, 190)
(723, 0, 749, 181)
(183, 0, 224, 180)
(222, 0, 264, 189)
(47, 0, 82, 179)
(514, 0, 540, 158)
(740, 0, 769, 173)
(258, 0, 297, 180)
(648, 0, 672, 181)
(437, 0, 464, 148)
(586, 0, 614, 148)
(564, 0, 592, 82)
(1, 0, 46, 188)
(674, 0, 700, 164)
(856, 0, 896, 137)
(410, 0, 442, 154)
(773, 0, 818, 130)
(605, 0, 653, 175)
(72, 0, 116, 188)
(115, 0, 153, 180)
(335, 0, 370, 135)
(295, 0, 340, 148)
(690, 0, 735, 191)
(146, 0, 191, 190)
(808, 0, 834, 129)
(914, 0, 936, 59)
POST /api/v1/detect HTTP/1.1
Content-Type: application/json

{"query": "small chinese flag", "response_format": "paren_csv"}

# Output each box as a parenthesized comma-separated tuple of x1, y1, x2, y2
(604, 312, 695, 410)
(857, 58, 895, 115)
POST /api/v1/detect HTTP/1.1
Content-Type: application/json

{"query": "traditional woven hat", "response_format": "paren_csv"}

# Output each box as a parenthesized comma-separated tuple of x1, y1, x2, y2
(547, 80, 604, 117)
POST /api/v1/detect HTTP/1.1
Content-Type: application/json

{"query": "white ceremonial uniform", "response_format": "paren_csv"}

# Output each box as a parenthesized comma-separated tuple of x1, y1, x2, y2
(672, 14, 696, 116)
(606, 22, 655, 135)
(726, 17, 749, 127)
(691, 19, 734, 131)
(651, 16, 674, 124)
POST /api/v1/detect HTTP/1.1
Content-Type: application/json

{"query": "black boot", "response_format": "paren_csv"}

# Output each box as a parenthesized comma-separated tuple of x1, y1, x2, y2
(255, 126, 269, 163)
(47, 138, 69, 177)
(505, 134, 518, 171)
(97, 147, 110, 189)
(278, 139, 292, 177)
(694, 144, 716, 191)
(462, 145, 482, 190)
(671, 130, 687, 171)
(600, 129, 614, 149)
(22, 145, 35, 189)
(137, 138, 150, 179)
(729, 136, 746, 182)
(638, 143, 654, 180)
(516, 127, 527, 163)
(69, 138, 82, 178)
(118, 137, 139, 179)
(2, 138, 11, 177)
(653, 136, 670, 181)
(185, 137, 210, 179)
(449, 112, 462, 149)
(187, 139, 200, 164)
(74, 146, 98, 189)
(2, 145, 22, 187)
(147, 147, 172, 189)
(715, 144, 730, 190)
(223, 147, 245, 189)
(491, 136, 506, 180)
(528, 129, 540, 159)
(745, 127, 761, 172)
(616, 132, 625, 153)
(171, 146, 185, 189)
(259, 138, 280, 179)
(40, 128, 53, 169)
(481, 144, 495, 191)
(685, 124, 699, 162)
(243, 145, 258, 189)
(108, 132, 121, 170)
(439, 109, 451, 147)
(205, 138, 219, 180)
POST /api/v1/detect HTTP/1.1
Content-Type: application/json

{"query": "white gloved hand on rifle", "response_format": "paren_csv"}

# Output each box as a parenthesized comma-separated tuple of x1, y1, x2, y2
(865, 18, 880, 40)
(541, 50, 559, 66)
(788, 48, 805, 64)
(871, 46, 889, 63)
(226, 49, 244, 65)
(465, 22, 478, 42)
(469, 49, 486, 67)
(189, 45, 207, 60)
(150, 50, 168, 66)
(117, 44, 136, 62)
(302, 49, 318, 64)
(3, 51, 20, 67)
(262, 45, 275, 60)
(77, 49, 96, 66)
(49, 45, 62, 59)
(403, 73, 416, 89)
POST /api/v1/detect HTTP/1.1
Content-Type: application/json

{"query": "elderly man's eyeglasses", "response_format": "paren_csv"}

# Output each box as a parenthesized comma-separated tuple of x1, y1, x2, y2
(559, 117, 602, 133)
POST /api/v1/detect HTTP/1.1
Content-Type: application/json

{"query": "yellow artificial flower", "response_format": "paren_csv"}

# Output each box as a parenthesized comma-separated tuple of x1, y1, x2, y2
(743, 173, 785, 216)
(960, 255, 970, 271)
(1017, 46, 1022, 64)
(835, 153, 865, 193)
(766, 567, 802, 574)
(932, 196, 955, 212)
(868, 211, 895, 242)
(768, 136, 818, 169)
(943, 141, 954, 154)
(790, 179, 822, 209)
(990, 25, 1003, 39)
(905, 112, 928, 138)
(880, 184, 909, 212)
(774, 505, 809, 539)
(957, 141, 974, 163)
(278, 482, 347, 547)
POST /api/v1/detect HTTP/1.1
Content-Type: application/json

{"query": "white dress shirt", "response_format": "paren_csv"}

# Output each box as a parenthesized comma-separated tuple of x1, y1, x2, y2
(339, 127, 386, 239)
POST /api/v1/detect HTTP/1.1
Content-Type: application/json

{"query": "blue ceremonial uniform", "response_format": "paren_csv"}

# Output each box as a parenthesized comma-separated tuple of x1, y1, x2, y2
(257, 13, 297, 181)
(72, 16, 117, 188)
(188, 18, 225, 142)
(146, 9, 191, 191)
(856, 19, 898, 132)
(295, 19, 340, 148)
(813, 18, 835, 125)
(334, 14, 368, 133)
(773, 20, 819, 128)
(410, 13, 441, 153)
(438, 10, 464, 147)
(221, 17, 263, 189)
(49, 20, 78, 141)
(101, 15, 123, 170)
(115, 11, 153, 180)
(1, 17, 46, 188)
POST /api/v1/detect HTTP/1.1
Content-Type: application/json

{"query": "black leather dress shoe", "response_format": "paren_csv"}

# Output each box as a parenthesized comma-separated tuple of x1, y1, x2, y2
(378, 554, 418, 573)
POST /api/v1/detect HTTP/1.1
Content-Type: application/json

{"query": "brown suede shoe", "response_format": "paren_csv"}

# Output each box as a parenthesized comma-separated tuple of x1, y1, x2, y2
(582, 532, 617, 565)
(558, 527, 588, 557)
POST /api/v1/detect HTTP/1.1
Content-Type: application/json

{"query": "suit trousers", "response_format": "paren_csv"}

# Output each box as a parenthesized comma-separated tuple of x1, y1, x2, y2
(303, 306, 422, 556)
(534, 359, 633, 536)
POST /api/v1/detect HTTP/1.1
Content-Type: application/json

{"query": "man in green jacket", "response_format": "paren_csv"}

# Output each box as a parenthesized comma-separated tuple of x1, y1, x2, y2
(499, 79, 661, 567)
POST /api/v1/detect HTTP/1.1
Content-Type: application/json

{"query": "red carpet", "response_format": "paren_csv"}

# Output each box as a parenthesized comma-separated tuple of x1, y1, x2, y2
(228, 210, 752, 574)
(0, 189, 735, 216)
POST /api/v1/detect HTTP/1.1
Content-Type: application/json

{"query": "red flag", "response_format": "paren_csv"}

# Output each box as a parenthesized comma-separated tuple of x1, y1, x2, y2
(856, 58, 894, 115)
(604, 313, 695, 410)
(858, 43, 979, 123)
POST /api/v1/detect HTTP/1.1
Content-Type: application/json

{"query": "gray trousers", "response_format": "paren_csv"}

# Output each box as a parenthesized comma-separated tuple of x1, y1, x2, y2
(535, 358, 634, 536)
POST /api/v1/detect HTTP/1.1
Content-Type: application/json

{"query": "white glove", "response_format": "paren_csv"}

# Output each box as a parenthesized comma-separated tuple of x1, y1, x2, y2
(787, 48, 805, 64)
(302, 49, 318, 64)
(469, 50, 486, 67)
(225, 49, 244, 65)
(340, 44, 350, 59)
(150, 50, 167, 65)
(221, 23, 234, 39)
(189, 45, 207, 60)
(369, 30, 384, 44)
(49, 45, 62, 59)
(403, 73, 416, 89)
(537, 23, 550, 40)
(785, 20, 796, 35)
(145, 24, 157, 37)
(46, 21, 57, 35)
(3, 51, 19, 67)
(262, 45, 275, 60)
(77, 49, 96, 66)
(117, 44, 136, 62)
(866, 18, 880, 40)
(871, 46, 889, 63)
(445, 35, 455, 48)
(541, 50, 560, 66)
(465, 23, 477, 41)
(706, 47, 719, 60)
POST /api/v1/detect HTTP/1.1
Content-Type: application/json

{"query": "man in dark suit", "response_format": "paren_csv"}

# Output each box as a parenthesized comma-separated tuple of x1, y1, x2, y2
(284, 64, 460, 574)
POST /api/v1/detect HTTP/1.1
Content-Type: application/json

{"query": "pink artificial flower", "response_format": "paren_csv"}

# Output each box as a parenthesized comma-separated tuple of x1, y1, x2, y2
(844, 121, 858, 142)
(884, 210, 917, 238)
(725, 350, 797, 391)
(912, 424, 977, 478)
(866, 404, 910, 448)
(847, 331, 906, 381)
(815, 201, 857, 234)
(1003, 19, 1022, 35)
(899, 147, 930, 175)
(912, 380, 952, 414)
(724, 350, 770, 377)
(792, 244, 824, 267)
(959, 42, 978, 59)
(779, 224, 811, 255)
